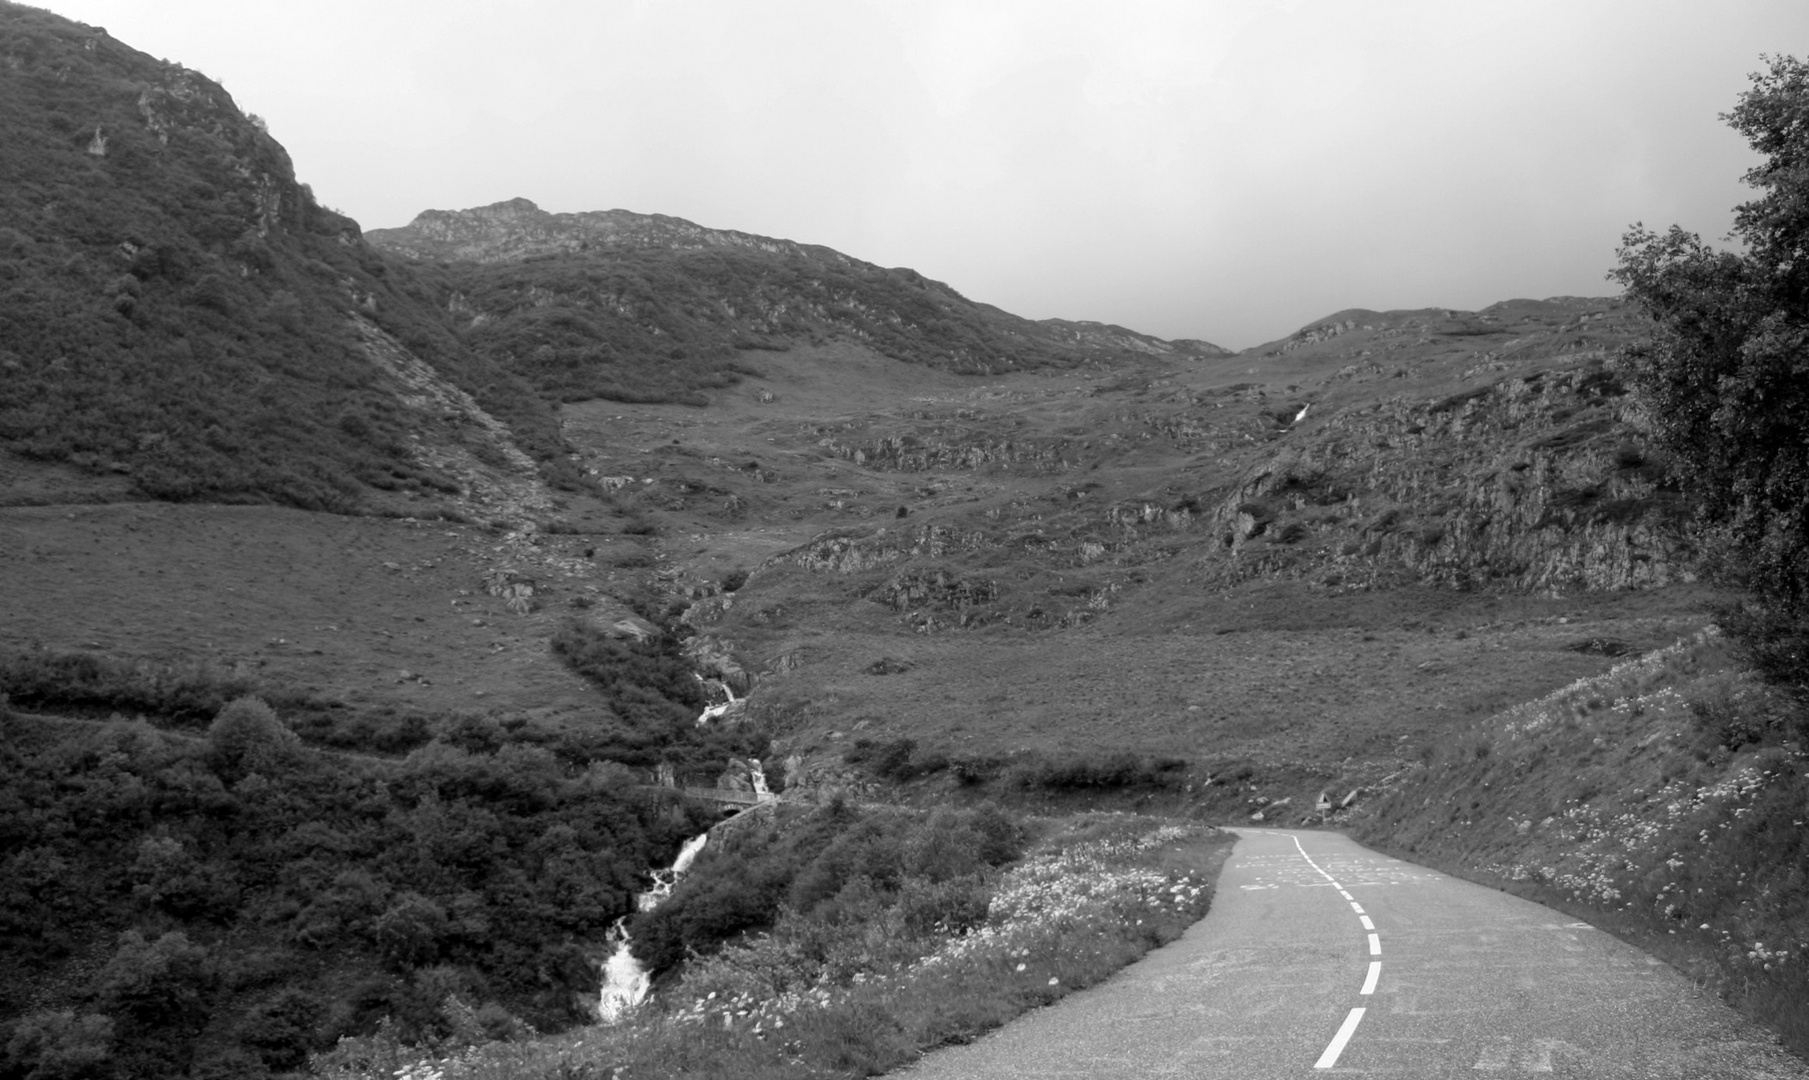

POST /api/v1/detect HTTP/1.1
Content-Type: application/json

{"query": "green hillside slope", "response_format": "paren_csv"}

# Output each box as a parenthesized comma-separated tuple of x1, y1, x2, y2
(367, 198, 1229, 405)
(0, 3, 559, 510)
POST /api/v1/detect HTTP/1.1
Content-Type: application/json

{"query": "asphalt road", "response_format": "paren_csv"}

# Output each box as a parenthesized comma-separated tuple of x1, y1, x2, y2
(895, 828, 1809, 1078)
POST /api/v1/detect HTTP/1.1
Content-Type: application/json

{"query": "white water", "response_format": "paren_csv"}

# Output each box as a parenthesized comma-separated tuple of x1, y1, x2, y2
(596, 832, 708, 1022)
(696, 679, 739, 725)
(748, 758, 771, 799)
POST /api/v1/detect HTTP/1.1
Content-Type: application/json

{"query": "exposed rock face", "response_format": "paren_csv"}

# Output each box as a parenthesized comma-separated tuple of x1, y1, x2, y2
(815, 431, 1079, 474)
(1194, 363, 1691, 591)
(684, 636, 750, 695)
(874, 568, 1000, 632)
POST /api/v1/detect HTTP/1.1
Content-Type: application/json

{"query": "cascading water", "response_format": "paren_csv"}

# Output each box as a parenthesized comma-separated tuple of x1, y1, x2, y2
(596, 832, 708, 1022)
(696, 679, 738, 725)
(597, 660, 771, 1023)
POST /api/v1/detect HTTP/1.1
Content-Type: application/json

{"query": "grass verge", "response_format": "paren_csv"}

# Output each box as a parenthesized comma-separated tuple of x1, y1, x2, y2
(310, 814, 1232, 1079)
(1350, 627, 1809, 1058)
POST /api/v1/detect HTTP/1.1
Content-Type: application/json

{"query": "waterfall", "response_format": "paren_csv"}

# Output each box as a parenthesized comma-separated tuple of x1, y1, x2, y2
(748, 758, 771, 799)
(596, 832, 709, 1022)
(696, 680, 739, 725)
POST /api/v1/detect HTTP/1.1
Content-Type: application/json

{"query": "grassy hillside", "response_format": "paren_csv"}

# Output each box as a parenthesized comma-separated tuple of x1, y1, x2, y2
(1349, 628, 1809, 1055)
(367, 199, 1229, 406)
(0, 3, 562, 511)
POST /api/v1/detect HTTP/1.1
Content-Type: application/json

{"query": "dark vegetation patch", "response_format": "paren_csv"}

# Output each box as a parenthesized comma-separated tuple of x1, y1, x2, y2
(547, 619, 766, 774)
(0, 699, 721, 1078)
(630, 802, 1024, 975)
(0, 614, 781, 1075)
(1005, 751, 1189, 792)
(843, 737, 948, 782)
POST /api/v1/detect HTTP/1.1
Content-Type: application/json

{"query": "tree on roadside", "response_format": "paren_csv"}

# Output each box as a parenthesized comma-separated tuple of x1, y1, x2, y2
(1610, 54, 1809, 697)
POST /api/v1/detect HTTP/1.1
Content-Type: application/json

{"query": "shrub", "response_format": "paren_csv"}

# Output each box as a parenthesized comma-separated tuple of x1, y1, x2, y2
(205, 696, 300, 782)
(2, 1010, 116, 1080)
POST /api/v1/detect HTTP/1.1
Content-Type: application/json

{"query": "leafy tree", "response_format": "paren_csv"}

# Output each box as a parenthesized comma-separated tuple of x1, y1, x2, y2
(1611, 54, 1809, 694)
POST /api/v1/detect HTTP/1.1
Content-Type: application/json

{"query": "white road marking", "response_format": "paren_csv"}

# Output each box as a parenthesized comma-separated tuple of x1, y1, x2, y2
(1315, 1007, 1367, 1069)
(1282, 835, 1390, 1066)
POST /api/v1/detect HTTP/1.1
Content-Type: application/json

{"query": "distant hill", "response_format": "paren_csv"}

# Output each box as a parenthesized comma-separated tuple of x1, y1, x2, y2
(367, 198, 1231, 404)
(0, 3, 561, 511)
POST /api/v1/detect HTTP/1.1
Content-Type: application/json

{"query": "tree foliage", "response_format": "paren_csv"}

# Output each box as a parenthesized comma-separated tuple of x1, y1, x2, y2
(1611, 55, 1809, 692)
(0, 670, 747, 1076)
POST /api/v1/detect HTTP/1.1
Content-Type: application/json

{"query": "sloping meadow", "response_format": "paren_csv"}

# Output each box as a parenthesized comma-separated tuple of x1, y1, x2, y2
(1352, 627, 1809, 1053)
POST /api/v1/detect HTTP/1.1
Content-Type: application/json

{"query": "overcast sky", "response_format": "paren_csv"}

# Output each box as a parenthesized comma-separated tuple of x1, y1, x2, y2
(44, 0, 1809, 348)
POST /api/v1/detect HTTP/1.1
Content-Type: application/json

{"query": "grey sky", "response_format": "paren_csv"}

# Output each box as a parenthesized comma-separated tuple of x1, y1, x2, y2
(45, 0, 1809, 348)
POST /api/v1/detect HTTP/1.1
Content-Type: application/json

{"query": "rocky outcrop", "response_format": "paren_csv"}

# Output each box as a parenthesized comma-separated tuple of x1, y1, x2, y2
(684, 635, 751, 695)
(366, 198, 829, 264)
(1192, 362, 1692, 591)
(815, 431, 1078, 474)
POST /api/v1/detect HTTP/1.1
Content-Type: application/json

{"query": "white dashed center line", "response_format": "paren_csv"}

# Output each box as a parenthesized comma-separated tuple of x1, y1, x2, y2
(1288, 834, 1382, 1070)
(1315, 1007, 1368, 1069)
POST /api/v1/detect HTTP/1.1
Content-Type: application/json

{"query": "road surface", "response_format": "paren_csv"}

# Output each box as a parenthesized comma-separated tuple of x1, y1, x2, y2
(895, 828, 1808, 1078)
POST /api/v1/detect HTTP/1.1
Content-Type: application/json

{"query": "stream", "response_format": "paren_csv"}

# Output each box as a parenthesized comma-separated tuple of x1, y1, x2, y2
(595, 758, 772, 1022)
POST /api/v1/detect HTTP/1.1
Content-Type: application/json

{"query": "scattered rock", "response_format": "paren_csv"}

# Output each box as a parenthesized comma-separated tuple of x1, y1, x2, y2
(865, 657, 916, 676)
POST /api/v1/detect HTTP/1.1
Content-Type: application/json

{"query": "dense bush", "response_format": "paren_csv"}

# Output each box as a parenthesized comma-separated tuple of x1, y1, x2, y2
(547, 619, 765, 775)
(843, 736, 949, 782)
(1006, 751, 1189, 792)
(631, 804, 1024, 974)
(0, 701, 722, 1077)
(0, 647, 309, 727)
